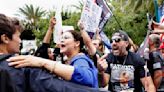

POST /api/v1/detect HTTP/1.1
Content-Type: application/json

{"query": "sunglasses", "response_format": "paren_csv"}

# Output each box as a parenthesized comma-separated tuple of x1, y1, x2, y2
(111, 38, 122, 43)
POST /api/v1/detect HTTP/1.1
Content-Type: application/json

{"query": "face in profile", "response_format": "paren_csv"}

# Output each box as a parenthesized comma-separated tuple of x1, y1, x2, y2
(7, 30, 21, 54)
(60, 31, 77, 55)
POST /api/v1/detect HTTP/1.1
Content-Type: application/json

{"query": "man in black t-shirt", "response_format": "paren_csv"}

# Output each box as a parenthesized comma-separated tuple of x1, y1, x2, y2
(98, 31, 155, 92)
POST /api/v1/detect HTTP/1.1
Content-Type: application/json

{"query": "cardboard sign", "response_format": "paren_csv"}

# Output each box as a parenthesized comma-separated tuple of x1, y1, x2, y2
(80, 0, 102, 33)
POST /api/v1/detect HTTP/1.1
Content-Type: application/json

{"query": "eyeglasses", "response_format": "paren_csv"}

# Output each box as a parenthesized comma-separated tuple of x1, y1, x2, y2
(111, 38, 122, 43)
(61, 35, 74, 40)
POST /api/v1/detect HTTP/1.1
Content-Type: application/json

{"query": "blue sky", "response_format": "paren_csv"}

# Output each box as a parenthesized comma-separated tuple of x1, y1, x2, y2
(0, 0, 81, 18)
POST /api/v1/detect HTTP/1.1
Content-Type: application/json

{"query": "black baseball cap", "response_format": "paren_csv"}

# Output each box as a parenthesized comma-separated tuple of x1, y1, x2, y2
(112, 30, 129, 42)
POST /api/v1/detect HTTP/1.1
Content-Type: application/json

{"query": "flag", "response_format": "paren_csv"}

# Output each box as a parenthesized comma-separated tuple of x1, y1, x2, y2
(99, 31, 112, 49)
(95, 0, 113, 50)
(159, 2, 164, 22)
(95, 0, 113, 30)
(154, 0, 160, 22)
(54, 1, 63, 44)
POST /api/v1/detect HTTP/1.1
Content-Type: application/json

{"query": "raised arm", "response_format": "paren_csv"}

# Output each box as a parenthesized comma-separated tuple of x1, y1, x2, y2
(43, 17, 56, 44)
(95, 28, 101, 41)
(78, 21, 96, 55)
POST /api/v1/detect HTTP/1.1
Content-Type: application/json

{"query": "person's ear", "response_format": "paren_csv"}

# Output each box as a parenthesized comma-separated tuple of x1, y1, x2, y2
(125, 41, 129, 48)
(75, 41, 80, 47)
(1, 34, 9, 44)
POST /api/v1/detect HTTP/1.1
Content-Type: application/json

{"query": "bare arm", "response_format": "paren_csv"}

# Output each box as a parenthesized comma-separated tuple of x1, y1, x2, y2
(95, 28, 101, 41)
(141, 76, 156, 92)
(43, 17, 56, 44)
(8, 55, 74, 80)
(99, 72, 110, 87)
(78, 21, 96, 55)
(41, 59, 74, 80)
(153, 70, 162, 89)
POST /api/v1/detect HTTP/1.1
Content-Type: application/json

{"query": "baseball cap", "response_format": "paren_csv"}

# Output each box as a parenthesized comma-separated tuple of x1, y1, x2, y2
(112, 30, 129, 41)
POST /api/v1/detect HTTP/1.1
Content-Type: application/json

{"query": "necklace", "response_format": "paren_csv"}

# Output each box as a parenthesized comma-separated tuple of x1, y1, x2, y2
(116, 52, 128, 65)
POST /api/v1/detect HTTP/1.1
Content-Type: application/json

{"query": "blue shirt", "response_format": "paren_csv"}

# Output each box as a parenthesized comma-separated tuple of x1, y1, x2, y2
(70, 54, 98, 88)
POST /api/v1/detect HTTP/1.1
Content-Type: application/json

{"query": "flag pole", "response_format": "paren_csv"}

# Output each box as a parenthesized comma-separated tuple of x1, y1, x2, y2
(104, 0, 123, 30)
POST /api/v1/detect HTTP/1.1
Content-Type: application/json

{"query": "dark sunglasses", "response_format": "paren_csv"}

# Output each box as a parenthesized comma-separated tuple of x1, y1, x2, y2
(111, 38, 122, 43)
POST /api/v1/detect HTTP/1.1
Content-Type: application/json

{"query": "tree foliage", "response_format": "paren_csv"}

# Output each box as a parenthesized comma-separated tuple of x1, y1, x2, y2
(103, 0, 163, 45)
(18, 4, 46, 26)
(18, 1, 164, 46)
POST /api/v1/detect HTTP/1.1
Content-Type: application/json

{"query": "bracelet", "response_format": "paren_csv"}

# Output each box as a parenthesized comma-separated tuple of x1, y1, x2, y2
(50, 62, 57, 73)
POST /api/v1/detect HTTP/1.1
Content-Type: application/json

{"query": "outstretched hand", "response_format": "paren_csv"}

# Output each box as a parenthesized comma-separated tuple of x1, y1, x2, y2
(7, 55, 45, 68)
(97, 54, 108, 72)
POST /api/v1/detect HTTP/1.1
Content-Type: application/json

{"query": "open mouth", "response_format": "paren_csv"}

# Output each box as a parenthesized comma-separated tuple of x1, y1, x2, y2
(112, 46, 119, 54)
(112, 46, 118, 50)
(61, 44, 66, 48)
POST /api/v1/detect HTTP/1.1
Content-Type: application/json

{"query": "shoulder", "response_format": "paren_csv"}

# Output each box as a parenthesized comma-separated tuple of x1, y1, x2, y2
(42, 43, 50, 47)
(106, 53, 114, 60)
(70, 53, 93, 64)
(151, 51, 162, 58)
(36, 43, 49, 51)
(106, 53, 117, 63)
(128, 52, 145, 66)
(72, 53, 90, 60)
(128, 51, 143, 60)
(0, 54, 14, 61)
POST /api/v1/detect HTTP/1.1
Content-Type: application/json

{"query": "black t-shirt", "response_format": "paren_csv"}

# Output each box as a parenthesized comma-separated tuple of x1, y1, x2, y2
(105, 51, 149, 92)
(148, 50, 162, 77)
(34, 43, 50, 59)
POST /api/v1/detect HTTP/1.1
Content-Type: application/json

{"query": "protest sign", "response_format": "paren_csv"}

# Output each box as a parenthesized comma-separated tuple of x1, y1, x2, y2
(54, 0, 63, 44)
(80, 0, 102, 33)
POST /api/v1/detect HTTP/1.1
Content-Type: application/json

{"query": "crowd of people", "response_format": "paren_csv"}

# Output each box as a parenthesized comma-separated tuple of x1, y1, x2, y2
(0, 12, 164, 92)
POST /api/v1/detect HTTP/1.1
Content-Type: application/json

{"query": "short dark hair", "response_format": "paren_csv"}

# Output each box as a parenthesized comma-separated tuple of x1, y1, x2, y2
(11, 17, 23, 32)
(0, 13, 15, 43)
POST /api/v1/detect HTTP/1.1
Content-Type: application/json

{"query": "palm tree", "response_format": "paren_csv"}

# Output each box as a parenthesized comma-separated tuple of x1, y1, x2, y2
(18, 4, 46, 27)
(18, 4, 46, 40)
(71, 0, 84, 12)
